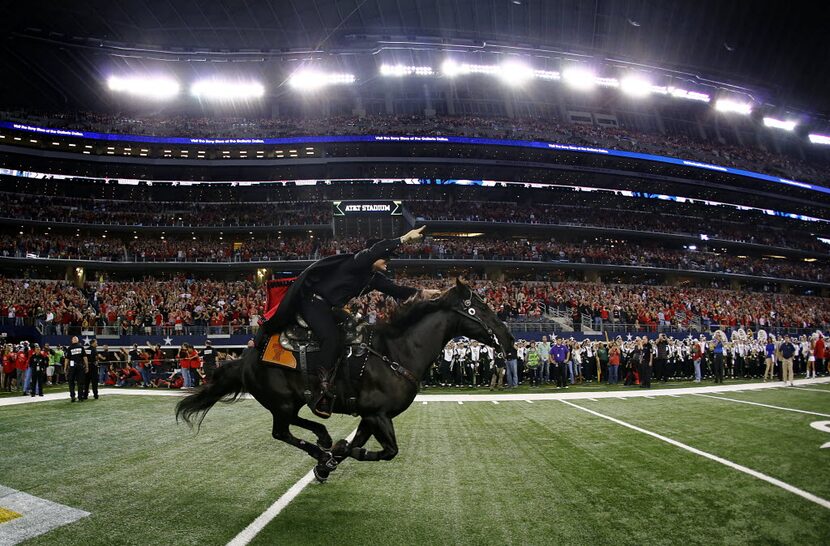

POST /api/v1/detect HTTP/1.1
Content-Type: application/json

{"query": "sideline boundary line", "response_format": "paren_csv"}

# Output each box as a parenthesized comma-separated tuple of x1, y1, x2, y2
(694, 394, 830, 418)
(226, 428, 358, 546)
(2, 377, 830, 408)
(793, 386, 830, 394)
(559, 400, 830, 510)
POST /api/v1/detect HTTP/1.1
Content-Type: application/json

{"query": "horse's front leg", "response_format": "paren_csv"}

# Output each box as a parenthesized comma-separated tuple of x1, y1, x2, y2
(347, 415, 399, 462)
(291, 414, 333, 450)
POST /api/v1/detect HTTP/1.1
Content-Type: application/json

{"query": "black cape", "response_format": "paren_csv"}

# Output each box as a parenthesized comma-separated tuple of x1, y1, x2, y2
(260, 237, 413, 336)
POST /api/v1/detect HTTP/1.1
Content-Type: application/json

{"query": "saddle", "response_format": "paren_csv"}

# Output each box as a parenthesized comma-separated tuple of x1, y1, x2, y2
(260, 310, 370, 416)
(280, 311, 369, 354)
(261, 309, 370, 369)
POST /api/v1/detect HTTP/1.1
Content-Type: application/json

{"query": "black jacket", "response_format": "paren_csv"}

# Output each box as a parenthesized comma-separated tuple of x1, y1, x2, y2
(262, 238, 417, 334)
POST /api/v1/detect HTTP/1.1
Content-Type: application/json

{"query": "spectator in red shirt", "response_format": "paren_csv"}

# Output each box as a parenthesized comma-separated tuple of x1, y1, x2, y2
(2, 344, 16, 391)
(15, 344, 29, 393)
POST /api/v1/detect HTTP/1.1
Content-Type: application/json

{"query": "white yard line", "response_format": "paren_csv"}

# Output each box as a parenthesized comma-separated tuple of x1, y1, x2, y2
(694, 394, 830, 418)
(226, 428, 358, 546)
(559, 400, 830, 510)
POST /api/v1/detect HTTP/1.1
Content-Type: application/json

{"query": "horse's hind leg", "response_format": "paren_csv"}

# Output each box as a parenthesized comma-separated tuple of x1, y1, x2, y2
(291, 415, 333, 450)
(271, 408, 328, 462)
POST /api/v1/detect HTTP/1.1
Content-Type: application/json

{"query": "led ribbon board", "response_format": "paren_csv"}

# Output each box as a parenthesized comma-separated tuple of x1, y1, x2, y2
(2, 121, 828, 195)
(333, 201, 402, 216)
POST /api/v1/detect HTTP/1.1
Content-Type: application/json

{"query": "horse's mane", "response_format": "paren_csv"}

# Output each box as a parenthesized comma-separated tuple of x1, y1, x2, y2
(373, 296, 452, 338)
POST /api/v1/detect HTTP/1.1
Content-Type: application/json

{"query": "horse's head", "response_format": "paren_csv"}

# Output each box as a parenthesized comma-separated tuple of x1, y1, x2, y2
(444, 277, 516, 359)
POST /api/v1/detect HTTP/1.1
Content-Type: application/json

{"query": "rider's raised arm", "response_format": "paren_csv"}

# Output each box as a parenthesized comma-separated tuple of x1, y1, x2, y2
(369, 273, 418, 301)
(352, 238, 403, 269)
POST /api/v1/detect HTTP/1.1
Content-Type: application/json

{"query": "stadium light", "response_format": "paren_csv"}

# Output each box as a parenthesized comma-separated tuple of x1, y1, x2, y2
(107, 76, 179, 99)
(594, 76, 620, 88)
(762, 117, 797, 131)
(808, 133, 830, 145)
(667, 87, 711, 103)
(499, 61, 534, 85)
(288, 70, 356, 90)
(380, 64, 433, 77)
(715, 99, 752, 115)
(441, 59, 463, 77)
(562, 67, 597, 90)
(534, 69, 561, 81)
(190, 80, 265, 100)
(620, 77, 653, 97)
(441, 60, 501, 78)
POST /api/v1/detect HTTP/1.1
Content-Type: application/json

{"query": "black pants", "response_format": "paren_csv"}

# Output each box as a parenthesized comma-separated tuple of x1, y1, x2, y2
(67, 366, 86, 401)
(655, 358, 667, 382)
(81, 365, 98, 400)
(556, 362, 567, 387)
(640, 362, 652, 388)
(299, 296, 342, 373)
(30, 369, 45, 396)
(713, 353, 724, 383)
(439, 360, 452, 385)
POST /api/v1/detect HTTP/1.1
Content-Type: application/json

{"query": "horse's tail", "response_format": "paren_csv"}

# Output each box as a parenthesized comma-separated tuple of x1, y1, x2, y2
(175, 358, 246, 429)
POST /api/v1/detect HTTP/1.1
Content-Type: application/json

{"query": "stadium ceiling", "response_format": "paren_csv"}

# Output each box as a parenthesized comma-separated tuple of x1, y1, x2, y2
(2, 0, 829, 115)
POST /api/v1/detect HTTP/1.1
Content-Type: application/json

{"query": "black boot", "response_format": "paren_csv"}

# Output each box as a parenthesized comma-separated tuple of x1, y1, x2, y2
(312, 368, 334, 419)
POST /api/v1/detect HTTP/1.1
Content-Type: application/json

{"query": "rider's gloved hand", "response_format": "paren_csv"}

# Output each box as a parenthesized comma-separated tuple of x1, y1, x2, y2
(400, 225, 426, 244)
(420, 289, 442, 299)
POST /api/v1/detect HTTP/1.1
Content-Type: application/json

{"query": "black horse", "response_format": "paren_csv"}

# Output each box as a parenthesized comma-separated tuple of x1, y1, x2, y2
(176, 278, 515, 481)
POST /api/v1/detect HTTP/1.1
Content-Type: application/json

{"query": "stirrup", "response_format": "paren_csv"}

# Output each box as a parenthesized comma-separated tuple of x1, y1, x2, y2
(312, 392, 334, 419)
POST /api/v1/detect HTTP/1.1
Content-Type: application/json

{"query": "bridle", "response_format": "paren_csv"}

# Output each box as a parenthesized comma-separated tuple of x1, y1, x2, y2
(358, 291, 510, 390)
(452, 295, 509, 359)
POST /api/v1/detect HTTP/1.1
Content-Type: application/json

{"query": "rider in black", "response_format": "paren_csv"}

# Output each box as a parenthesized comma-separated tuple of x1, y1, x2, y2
(264, 226, 440, 418)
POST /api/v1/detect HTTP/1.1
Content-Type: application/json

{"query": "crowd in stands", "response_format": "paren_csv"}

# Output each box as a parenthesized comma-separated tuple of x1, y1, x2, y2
(2, 276, 827, 338)
(3, 189, 828, 254)
(0, 230, 825, 281)
(0, 194, 329, 227)
(407, 200, 830, 253)
(2, 232, 825, 282)
(3, 109, 828, 185)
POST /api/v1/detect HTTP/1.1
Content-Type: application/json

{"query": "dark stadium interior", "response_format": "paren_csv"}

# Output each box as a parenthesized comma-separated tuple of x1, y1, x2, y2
(3, 3, 830, 545)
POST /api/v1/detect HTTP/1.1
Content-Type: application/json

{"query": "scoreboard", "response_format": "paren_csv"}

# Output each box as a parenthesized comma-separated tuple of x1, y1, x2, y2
(332, 200, 402, 216)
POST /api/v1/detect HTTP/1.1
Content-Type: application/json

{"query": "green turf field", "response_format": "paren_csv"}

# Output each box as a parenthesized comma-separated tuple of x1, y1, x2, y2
(1, 386, 829, 545)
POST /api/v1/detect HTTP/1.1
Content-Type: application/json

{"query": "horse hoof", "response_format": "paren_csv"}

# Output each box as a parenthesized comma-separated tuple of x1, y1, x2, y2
(313, 465, 329, 483)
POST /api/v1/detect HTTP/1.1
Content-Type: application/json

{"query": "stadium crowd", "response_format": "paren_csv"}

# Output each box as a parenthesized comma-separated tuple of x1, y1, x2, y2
(0, 194, 329, 227)
(3, 189, 827, 254)
(1, 232, 825, 282)
(406, 200, 829, 253)
(3, 110, 827, 185)
(3, 277, 827, 337)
